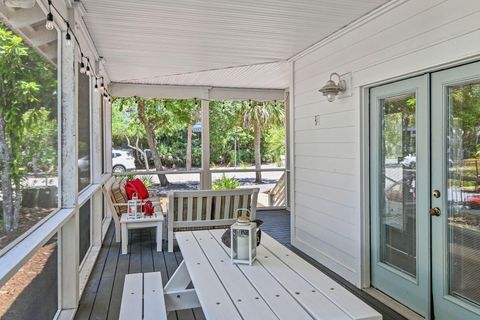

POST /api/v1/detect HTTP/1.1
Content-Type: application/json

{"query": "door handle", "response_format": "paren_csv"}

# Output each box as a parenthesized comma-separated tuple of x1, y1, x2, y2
(430, 207, 441, 217)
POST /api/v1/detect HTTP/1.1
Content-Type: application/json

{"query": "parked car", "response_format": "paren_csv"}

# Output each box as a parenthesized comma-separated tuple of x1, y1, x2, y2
(112, 150, 136, 173)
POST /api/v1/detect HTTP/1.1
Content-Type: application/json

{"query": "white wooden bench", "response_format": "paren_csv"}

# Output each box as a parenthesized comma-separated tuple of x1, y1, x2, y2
(119, 272, 167, 320)
(167, 188, 259, 252)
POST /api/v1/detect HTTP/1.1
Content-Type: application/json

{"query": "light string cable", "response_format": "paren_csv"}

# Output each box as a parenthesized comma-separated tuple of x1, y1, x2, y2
(46, 0, 112, 101)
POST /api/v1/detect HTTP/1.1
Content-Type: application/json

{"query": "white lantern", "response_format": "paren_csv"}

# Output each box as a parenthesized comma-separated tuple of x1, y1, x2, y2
(127, 193, 141, 220)
(231, 216, 257, 265)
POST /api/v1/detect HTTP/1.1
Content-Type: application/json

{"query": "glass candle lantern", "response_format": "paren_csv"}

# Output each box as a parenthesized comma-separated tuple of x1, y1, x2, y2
(231, 216, 257, 265)
(127, 193, 141, 219)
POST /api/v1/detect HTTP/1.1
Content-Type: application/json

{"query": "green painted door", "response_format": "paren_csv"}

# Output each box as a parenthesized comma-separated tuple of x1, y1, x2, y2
(431, 62, 480, 319)
(370, 75, 430, 317)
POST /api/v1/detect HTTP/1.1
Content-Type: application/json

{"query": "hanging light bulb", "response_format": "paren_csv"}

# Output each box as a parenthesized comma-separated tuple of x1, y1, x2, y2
(45, 1, 54, 30)
(45, 12, 54, 30)
(65, 30, 72, 47)
(86, 64, 91, 76)
(108, 96, 112, 103)
(100, 79, 105, 92)
(79, 54, 86, 74)
(94, 79, 98, 92)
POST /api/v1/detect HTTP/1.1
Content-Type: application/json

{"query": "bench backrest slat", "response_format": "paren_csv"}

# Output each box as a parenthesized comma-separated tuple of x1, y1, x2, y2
(168, 188, 259, 229)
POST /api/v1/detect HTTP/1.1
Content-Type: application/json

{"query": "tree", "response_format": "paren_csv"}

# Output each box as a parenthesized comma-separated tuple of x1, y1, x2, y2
(239, 101, 285, 182)
(116, 97, 170, 186)
(185, 99, 200, 170)
(0, 25, 57, 232)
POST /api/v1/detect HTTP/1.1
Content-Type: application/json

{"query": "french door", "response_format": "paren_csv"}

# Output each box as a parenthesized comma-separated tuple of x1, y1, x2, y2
(370, 75, 430, 317)
(371, 62, 480, 319)
(431, 62, 480, 319)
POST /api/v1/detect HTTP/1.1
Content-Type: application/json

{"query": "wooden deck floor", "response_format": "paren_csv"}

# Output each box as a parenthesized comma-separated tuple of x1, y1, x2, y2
(75, 210, 407, 320)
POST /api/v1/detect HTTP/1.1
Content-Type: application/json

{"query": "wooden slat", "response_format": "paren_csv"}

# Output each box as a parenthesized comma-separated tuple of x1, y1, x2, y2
(242, 195, 248, 212)
(206, 196, 212, 221)
(144, 272, 167, 320)
(196, 197, 203, 221)
(193, 231, 279, 320)
(261, 235, 382, 320)
(224, 195, 231, 219)
(119, 273, 143, 320)
(232, 195, 239, 217)
(214, 196, 221, 220)
(209, 229, 314, 320)
(186, 197, 193, 222)
(176, 232, 242, 320)
(254, 244, 350, 319)
(177, 196, 184, 222)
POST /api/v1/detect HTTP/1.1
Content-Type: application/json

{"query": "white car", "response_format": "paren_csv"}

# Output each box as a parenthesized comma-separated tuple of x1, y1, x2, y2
(112, 150, 136, 173)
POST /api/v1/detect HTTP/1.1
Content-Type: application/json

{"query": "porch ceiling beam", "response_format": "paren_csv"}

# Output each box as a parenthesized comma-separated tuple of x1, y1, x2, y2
(8, 5, 45, 28)
(111, 83, 285, 101)
(28, 28, 56, 47)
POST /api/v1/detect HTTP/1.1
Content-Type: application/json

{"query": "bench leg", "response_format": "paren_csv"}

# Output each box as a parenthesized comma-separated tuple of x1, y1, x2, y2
(121, 223, 128, 255)
(164, 261, 200, 312)
(114, 217, 121, 243)
(156, 222, 163, 252)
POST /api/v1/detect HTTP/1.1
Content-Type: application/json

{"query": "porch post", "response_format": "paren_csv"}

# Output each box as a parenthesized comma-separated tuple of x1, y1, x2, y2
(284, 90, 291, 210)
(200, 99, 211, 189)
(58, 21, 79, 310)
(91, 74, 102, 247)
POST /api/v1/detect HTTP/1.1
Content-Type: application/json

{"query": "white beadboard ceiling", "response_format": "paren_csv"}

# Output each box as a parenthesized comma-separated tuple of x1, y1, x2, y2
(81, 0, 389, 89)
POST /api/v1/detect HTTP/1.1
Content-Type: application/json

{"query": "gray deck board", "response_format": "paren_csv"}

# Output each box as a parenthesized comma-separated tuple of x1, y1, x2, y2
(74, 210, 407, 320)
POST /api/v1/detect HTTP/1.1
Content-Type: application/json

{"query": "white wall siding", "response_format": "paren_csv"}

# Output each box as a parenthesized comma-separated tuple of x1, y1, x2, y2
(291, 0, 480, 286)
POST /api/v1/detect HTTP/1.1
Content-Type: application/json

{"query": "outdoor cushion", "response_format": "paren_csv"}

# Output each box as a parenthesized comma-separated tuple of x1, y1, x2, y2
(131, 178, 149, 199)
(125, 181, 138, 200)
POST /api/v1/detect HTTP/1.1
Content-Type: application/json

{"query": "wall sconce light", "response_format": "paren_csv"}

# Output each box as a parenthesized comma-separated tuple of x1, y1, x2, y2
(319, 72, 346, 102)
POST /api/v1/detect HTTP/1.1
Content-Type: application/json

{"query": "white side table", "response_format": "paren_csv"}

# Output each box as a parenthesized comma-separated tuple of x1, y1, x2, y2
(120, 213, 164, 254)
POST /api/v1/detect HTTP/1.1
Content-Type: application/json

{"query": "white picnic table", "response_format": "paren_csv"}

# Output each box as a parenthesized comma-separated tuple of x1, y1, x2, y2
(165, 229, 382, 320)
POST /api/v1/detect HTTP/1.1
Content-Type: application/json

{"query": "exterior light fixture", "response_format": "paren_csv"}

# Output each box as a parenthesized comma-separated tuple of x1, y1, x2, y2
(94, 78, 98, 92)
(319, 72, 346, 102)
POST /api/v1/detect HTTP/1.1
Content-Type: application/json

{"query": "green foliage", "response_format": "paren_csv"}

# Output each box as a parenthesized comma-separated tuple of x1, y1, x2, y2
(212, 174, 239, 190)
(112, 97, 202, 168)
(0, 24, 57, 231)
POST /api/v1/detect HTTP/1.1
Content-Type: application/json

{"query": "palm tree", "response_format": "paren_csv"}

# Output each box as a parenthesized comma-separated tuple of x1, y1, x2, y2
(240, 100, 285, 182)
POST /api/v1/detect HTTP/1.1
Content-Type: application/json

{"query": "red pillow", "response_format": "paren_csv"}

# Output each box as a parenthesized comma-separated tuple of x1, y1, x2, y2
(131, 178, 149, 199)
(125, 181, 139, 200)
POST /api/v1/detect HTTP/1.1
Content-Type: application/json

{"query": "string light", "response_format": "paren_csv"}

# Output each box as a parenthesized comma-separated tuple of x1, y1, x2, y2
(46, 1, 113, 101)
(85, 58, 91, 76)
(79, 54, 86, 73)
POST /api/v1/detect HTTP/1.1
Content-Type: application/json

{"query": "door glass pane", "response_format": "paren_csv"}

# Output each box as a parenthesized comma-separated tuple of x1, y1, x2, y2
(447, 81, 480, 305)
(380, 93, 417, 277)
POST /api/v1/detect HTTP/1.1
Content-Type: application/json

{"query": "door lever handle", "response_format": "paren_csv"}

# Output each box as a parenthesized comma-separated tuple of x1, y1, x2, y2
(430, 207, 441, 217)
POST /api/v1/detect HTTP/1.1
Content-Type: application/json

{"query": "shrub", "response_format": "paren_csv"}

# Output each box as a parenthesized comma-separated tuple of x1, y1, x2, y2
(212, 174, 239, 190)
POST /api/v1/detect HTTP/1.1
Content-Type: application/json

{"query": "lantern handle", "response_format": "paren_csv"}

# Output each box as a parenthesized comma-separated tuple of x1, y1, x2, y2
(235, 208, 251, 218)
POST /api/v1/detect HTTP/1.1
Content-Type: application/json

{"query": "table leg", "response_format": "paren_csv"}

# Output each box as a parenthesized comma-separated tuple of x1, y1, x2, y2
(121, 223, 128, 254)
(157, 222, 163, 252)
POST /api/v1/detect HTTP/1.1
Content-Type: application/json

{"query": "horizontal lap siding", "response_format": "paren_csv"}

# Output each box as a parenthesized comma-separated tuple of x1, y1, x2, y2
(291, 0, 480, 286)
